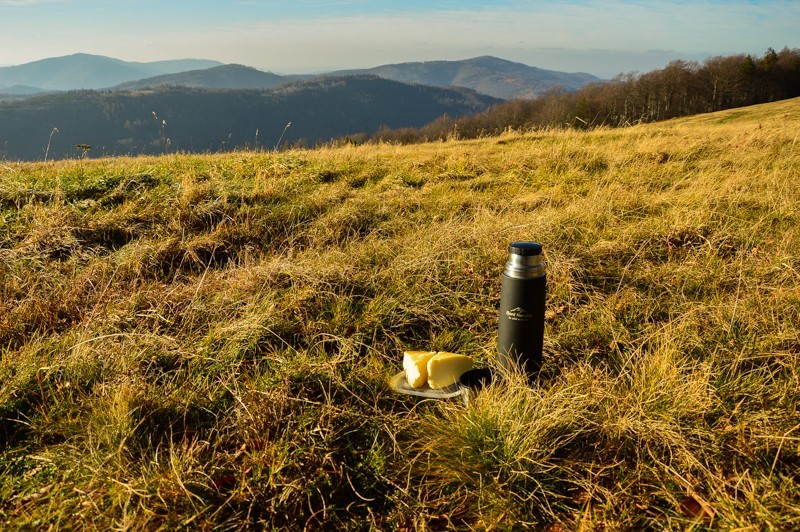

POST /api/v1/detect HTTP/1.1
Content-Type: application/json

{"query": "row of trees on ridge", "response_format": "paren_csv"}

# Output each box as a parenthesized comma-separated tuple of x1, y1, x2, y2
(366, 47, 800, 144)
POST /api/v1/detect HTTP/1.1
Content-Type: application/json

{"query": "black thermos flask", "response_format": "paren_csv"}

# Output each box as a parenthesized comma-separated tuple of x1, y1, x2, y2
(497, 241, 546, 381)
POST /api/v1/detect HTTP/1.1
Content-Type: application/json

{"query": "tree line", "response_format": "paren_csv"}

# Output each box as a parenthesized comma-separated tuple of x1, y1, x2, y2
(365, 48, 800, 144)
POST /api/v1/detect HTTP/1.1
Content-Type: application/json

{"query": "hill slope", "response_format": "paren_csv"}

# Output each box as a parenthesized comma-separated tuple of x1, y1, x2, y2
(0, 98, 798, 529)
(331, 56, 600, 99)
(0, 76, 499, 160)
(0, 53, 223, 90)
(111, 64, 289, 91)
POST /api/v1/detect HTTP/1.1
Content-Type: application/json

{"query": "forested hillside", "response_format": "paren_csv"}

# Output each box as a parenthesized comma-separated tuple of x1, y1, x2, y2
(0, 76, 497, 161)
(374, 48, 800, 143)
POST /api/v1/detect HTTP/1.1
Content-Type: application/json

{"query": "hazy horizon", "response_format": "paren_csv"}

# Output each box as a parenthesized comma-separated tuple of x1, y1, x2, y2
(0, 0, 797, 79)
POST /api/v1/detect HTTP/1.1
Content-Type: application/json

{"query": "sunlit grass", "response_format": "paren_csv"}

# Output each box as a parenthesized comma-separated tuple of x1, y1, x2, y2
(1, 98, 799, 528)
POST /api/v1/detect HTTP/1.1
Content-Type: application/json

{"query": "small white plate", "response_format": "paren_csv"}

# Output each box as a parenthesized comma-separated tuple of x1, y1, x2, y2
(388, 371, 465, 399)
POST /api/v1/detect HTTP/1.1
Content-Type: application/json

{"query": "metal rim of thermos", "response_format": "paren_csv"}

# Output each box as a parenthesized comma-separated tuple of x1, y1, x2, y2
(503, 241, 546, 279)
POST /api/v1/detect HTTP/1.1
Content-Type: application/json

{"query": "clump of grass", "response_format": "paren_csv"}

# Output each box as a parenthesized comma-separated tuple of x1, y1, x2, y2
(410, 326, 719, 529)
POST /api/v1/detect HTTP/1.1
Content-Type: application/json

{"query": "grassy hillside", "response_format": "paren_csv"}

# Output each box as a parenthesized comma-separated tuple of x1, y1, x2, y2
(1, 98, 799, 529)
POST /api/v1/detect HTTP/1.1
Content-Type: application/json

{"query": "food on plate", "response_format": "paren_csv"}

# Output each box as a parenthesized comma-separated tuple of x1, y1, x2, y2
(403, 350, 438, 388)
(426, 352, 473, 389)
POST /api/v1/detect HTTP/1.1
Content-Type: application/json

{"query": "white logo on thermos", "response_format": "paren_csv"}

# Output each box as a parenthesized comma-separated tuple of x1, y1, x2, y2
(506, 307, 533, 321)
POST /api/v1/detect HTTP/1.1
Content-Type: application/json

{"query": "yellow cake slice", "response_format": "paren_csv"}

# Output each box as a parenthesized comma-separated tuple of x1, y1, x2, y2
(427, 352, 473, 389)
(403, 350, 438, 388)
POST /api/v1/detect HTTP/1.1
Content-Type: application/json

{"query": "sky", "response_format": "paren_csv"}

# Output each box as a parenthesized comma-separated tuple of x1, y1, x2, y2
(0, 0, 797, 79)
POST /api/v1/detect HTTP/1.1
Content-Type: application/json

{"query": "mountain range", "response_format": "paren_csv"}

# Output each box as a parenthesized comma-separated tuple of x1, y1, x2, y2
(0, 54, 222, 91)
(0, 53, 600, 100)
(0, 53, 600, 161)
(329, 56, 599, 99)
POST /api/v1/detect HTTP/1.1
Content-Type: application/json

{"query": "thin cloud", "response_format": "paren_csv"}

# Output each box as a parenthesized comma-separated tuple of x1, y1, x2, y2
(0, 0, 63, 5)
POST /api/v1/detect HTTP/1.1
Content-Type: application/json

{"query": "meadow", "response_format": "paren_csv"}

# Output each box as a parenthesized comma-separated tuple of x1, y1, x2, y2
(1, 97, 799, 529)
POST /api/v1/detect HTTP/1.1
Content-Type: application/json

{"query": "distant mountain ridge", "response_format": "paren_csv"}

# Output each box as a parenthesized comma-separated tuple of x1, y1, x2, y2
(1, 85, 48, 95)
(0, 54, 600, 100)
(111, 64, 288, 91)
(329, 56, 600, 99)
(0, 53, 223, 91)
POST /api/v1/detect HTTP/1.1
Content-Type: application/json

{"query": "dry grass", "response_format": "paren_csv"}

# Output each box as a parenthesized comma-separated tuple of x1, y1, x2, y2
(1, 98, 799, 529)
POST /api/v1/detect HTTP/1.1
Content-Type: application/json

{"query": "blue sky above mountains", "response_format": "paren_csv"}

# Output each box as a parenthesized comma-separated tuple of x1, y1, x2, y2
(1, 0, 797, 78)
